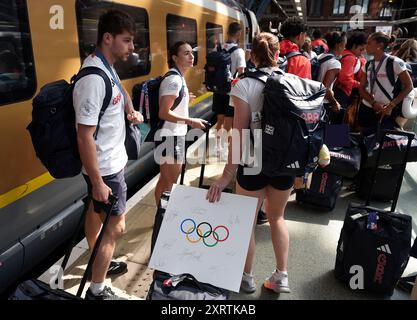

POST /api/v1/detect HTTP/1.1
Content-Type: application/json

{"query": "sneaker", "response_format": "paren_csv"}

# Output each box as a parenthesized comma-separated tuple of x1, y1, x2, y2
(240, 272, 256, 294)
(107, 260, 128, 276)
(263, 270, 291, 293)
(85, 286, 127, 300)
(256, 209, 268, 225)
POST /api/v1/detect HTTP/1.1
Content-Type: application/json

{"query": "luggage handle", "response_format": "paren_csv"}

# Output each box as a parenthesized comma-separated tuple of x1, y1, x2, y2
(76, 194, 118, 297)
(366, 128, 415, 212)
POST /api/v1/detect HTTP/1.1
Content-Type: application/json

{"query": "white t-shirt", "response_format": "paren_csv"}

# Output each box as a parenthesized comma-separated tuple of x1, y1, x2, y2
(362, 55, 408, 108)
(317, 53, 341, 104)
(159, 68, 189, 136)
(230, 67, 278, 166)
(73, 54, 127, 177)
(303, 50, 318, 61)
(222, 42, 246, 77)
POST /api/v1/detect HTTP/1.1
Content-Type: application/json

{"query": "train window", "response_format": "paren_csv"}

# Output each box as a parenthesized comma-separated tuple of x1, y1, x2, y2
(206, 23, 223, 55)
(75, 0, 151, 79)
(166, 14, 198, 66)
(0, 0, 36, 106)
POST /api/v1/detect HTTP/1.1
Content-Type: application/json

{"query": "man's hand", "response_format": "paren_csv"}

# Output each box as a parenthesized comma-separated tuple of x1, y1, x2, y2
(92, 181, 112, 203)
(127, 110, 144, 125)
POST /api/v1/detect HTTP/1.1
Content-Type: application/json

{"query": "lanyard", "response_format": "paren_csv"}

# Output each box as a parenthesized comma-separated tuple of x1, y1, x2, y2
(370, 54, 387, 93)
(94, 48, 126, 105)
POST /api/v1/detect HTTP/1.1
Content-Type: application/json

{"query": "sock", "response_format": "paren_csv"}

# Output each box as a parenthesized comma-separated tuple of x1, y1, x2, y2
(89, 282, 105, 295)
(243, 271, 253, 278)
(276, 268, 288, 275)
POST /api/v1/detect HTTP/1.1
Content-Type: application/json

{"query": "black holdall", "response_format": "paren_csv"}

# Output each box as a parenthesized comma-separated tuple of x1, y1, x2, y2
(334, 129, 414, 296)
(323, 134, 362, 178)
(363, 131, 417, 168)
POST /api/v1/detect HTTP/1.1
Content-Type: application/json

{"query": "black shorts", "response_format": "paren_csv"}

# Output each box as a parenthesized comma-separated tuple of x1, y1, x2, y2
(236, 165, 295, 191)
(154, 135, 186, 163)
(83, 169, 127, 216)
(212, 93, 234, 117)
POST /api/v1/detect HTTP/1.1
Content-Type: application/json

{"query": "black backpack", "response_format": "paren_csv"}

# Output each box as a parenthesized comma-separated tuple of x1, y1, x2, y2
(204, 45, 239, 94)
(26, 67, 112, 179)
(311, 54, 336, 81)
(312, 44, 325, 56)
(132, 70, 184, 142)
(244, 69, 327, 177)
(278, 51, 303, 73)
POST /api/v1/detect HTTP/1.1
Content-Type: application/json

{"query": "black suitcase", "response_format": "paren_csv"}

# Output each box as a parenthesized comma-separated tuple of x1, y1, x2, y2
(148, 192, 229, 300)
(9, 195, 118, 300)
(296, 168, 343, 211)
(334, 129, 414, 296)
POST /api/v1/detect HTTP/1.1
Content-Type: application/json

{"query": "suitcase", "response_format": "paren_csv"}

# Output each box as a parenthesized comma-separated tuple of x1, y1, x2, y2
(296, 168, 343, 211)
(334, 129, 414, 296)
(9, 195, 118, 300)
(148, 191, 229, 300)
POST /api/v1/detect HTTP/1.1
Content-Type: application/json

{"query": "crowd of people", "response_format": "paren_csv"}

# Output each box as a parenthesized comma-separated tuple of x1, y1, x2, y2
(70, 9, 417, 299)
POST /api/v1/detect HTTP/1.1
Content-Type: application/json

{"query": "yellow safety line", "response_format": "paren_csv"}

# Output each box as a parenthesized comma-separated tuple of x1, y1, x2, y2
(0, 92, 213, 209)
(0, 172, 54, 209)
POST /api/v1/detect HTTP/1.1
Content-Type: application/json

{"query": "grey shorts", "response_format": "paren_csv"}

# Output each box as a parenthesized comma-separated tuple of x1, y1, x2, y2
(83, 169, 127, 216)
(154, 135, 186, 163)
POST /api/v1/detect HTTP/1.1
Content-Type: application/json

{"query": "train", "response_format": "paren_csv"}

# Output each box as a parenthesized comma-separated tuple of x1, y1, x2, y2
(0, 0, 259, 294)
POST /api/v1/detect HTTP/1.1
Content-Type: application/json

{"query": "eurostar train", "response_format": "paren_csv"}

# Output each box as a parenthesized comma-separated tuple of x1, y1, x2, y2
(0, 0, 259, 293)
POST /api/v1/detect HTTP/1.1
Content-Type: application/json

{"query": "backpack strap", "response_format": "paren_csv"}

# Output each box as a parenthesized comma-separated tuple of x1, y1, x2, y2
(285, 51, 303, 60)
(385, 56, 396, 88)
(242, 69, 274, 84)
(318, 54, 336, 65)
(227, 46, 240, 54)
(74, 66, 112, 140)
(163, 69, 185, 111)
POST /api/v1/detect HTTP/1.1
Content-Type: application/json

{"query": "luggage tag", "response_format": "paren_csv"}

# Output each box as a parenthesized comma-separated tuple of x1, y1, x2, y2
(366, 212, 378, 230)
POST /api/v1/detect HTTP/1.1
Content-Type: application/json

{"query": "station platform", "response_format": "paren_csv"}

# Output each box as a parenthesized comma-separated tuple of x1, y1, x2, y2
(39, 129, 417, 300)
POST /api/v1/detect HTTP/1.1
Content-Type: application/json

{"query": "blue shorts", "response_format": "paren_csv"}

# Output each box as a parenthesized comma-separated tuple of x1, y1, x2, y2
(83, 169, 127, 216)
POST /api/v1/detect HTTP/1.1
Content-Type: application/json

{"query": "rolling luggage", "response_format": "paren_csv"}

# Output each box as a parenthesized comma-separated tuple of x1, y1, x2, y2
(334, 129, 414, 296)
(9, 195, 118, 300)
(296, 168, 342, 211)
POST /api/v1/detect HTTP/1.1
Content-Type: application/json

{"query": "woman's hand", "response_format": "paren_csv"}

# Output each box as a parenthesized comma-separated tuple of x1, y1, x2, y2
(206, 176, 230, 203)
(378, 101, 395, 121)
(331, 101, 341, 113)
(189, 118, 209, 129)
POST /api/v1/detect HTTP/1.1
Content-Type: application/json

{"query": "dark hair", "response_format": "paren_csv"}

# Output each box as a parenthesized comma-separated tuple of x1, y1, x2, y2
(312, 29, 322, 40)
(369, 32, 391, 50)
(324, 31, 346, 50)
(228, 22, 242, 36)
(97, 10, 136, 46)
(252, 32, 279, 68)
(280, 17, 307, 39)
(346, 31, 367, 50)
(168, 41, 189, 68)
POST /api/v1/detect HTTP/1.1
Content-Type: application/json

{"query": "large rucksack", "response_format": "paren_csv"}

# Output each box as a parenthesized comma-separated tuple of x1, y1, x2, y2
(132, 70, 184, 142)
(244, 69, 327, 177)
(204, 45, 239, 94)
(311, 54, 336, 81)
(26, 67, 112, 179)
(312, 44, 326, 56)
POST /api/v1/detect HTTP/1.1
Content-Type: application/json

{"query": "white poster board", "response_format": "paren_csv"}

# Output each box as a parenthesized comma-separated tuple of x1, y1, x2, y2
(149, 185, 258, 292)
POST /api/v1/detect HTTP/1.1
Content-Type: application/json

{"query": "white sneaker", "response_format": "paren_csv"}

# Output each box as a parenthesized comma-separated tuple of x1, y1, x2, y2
(240, 272, 256, 293)
(263, 269, 291, 293)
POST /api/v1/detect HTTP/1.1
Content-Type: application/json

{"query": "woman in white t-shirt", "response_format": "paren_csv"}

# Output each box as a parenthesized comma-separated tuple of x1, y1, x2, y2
(207, 33, 294, 294)
(316, 31, 346, 124)
(358, 32, 413, 132)
(154, 41, 208, 205)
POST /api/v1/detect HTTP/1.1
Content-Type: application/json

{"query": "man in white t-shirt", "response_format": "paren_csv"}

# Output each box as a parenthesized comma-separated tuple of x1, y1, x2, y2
(212, 22, 246, 157)
(73, 10, 143, 300)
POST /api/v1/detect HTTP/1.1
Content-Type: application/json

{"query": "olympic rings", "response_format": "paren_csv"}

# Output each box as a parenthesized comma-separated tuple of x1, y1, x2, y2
(181, 219, 230, 248)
